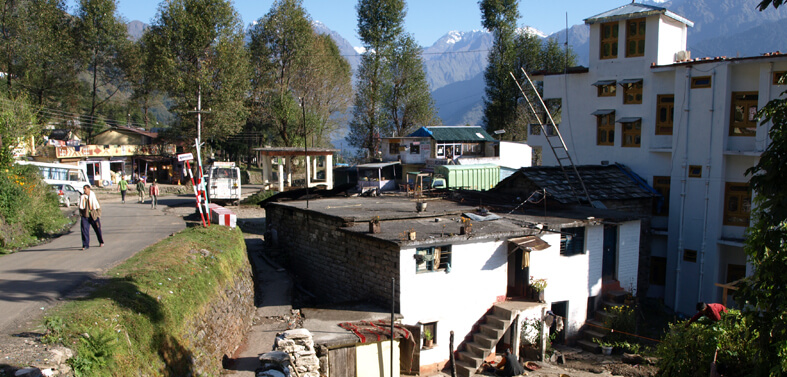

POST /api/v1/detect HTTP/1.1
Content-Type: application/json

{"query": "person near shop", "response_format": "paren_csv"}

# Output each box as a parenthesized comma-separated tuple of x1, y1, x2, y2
(117, 176, 128, 203)
(149, 180, 160, 209)
(79, 185, 104, 250)
(136, 178, 146, 203)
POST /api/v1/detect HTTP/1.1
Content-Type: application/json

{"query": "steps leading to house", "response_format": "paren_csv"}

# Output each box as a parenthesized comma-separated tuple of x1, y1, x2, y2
(577, 287, 630, 353)
(455, 305, 514, 377)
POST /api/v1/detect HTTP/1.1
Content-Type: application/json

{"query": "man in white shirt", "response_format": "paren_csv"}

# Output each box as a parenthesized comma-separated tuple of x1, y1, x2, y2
(78, 185, 104, 250)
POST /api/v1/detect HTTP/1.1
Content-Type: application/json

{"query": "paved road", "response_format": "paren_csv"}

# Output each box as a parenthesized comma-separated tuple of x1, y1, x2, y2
(0, 196, 188, 334)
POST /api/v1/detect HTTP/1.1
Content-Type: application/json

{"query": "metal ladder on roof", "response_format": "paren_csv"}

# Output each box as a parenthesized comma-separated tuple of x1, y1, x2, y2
(510, 68, 592, 206)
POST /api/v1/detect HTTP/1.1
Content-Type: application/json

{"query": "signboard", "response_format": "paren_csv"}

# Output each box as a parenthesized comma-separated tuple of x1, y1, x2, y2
(55, 144, 176, 158)
(178, 153, 194, 161)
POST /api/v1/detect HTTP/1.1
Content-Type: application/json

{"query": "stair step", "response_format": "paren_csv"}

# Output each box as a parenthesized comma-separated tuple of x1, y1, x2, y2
(485, 314, 510, 329)
(465, 342, 487, 358)
(455, 359, 478, 377)
(605, 290, 630, 303)
(584, 329, 607, 340)
(577, 339, 601, 353)
(602, 300, 624, 309)
(492, 305, 514, 320)
(473, 333, 497, 349)
(457, 351, 483, 368)
(596, 311, 616, 323)
(479, 323, 504, 339)
(586, 319, 607, 329)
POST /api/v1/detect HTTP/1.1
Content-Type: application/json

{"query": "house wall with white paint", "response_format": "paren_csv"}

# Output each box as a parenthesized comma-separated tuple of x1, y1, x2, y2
(531, 3, 787, 314)
(398, 240, 508, 366)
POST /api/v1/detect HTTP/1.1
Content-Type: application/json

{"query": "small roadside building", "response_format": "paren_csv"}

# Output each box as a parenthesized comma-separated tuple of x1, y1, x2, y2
(264, 194, 642, 376)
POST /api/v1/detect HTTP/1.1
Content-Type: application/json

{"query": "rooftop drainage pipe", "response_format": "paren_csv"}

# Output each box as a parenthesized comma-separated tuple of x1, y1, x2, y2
(698, 68, 717, 303)
(674, 66, 693, 312)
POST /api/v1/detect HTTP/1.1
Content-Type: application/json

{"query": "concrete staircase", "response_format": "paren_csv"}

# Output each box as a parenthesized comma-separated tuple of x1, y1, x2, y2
(577, 289, 630, 353)
(454, 305, 515, 377)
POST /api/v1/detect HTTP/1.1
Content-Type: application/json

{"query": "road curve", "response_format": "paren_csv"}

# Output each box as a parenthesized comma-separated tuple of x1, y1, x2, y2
(0, 197, 187, 334)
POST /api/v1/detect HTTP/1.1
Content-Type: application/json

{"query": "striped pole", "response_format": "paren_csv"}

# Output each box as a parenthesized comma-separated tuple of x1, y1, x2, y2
(186, 160, 207, 228)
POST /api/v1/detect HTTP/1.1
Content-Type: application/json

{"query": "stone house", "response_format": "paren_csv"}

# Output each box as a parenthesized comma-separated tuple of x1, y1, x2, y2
(265, 195, 641, 375)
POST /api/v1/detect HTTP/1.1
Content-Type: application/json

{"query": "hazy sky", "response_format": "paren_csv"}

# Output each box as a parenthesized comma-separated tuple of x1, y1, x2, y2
(67, 0, 631, 47)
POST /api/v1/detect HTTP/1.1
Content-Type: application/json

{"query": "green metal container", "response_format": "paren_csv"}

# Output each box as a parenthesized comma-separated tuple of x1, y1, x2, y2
(433, 164, 500, 191)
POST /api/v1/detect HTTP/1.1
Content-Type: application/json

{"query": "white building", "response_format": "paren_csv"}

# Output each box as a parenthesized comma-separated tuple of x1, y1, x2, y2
(527, 3, 787, 314)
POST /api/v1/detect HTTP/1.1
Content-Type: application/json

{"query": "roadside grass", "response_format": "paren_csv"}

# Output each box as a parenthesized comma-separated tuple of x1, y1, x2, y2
(0, 164, 72, 254)
(42, 225, 246, 376)
(240, 189, 276, 206)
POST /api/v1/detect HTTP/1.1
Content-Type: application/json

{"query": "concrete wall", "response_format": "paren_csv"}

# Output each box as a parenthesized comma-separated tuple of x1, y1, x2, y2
(266, 205, 400, 309)
(399, 240, 508, 366)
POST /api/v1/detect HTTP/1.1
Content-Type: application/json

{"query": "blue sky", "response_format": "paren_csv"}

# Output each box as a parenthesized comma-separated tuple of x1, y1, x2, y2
(67, 0, 630, 47)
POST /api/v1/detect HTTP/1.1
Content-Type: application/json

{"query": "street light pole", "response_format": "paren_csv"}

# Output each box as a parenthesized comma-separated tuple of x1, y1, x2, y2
(301, 97, 309, 209)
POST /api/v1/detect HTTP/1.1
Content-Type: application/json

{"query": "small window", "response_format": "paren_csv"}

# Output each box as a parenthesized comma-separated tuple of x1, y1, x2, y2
(688, 165, 702, 178)
(596, 112, 615, 146)
(652, 176, 670, 215)
(389, 142, 400, 155)
(730, 92, 758, 137)
(530, 124, 541, 136)
(691, 76, 712, 89)
(683, 249, 697, 263)
(727, 264, 746, 283)
(621, 119, 641, 147)
(650, 256, 667, 286)
(560, 227, 585, 256)
(622, 81, 643, 104)
(774, 71, 786, 85)
(598, 83, 617, 97)
(626, 18, 646, 58)
(410, 143, 420, 154)
(724, 182, 751, 226)
(656, 95, 674, 135)
(415, 246, 452, 273)
(600, 22, 619, 60)
(422, 322, 437, 348)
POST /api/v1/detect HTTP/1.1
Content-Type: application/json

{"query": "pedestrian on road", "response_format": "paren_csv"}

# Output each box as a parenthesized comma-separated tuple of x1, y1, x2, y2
(149, 180, 160, 209)
(686, 302, 728, 327)
(117, 175, 128, 203)
(79, 185, 104, 250)
(136, 178, 146, 203)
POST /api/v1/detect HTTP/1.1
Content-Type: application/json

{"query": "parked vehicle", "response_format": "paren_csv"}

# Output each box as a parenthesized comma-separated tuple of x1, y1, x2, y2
(207, 162, 241, 205)
(16, 161, 90, 193)
(50, 184, 81, 207)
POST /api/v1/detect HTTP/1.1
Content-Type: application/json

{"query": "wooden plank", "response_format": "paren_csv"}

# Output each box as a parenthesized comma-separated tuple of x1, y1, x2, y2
(329, 346, 355, 377)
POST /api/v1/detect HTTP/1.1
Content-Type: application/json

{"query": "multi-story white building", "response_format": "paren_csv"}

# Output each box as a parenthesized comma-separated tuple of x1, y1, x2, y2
(527, 3, 787, 314)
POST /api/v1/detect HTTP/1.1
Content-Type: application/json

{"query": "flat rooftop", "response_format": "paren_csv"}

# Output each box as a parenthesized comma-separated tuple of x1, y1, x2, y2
(267, 195, 640, 246)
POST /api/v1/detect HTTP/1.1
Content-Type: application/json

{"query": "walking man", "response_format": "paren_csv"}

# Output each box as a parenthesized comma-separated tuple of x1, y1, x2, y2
(149, 180, 160, 209)
(79, 185, 104, 250)
(117, 175, 128, 203)
(136, 178, 146, 203)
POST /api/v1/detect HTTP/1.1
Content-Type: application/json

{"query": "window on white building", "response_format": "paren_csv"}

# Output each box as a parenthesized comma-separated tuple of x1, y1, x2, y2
(625, 18, 646, 58)
(389, 142, 400, 155)
(619, 118, 642, 147)
(730, 92, 758, 137)
(560, 227, 585, 256)
(593, 110, 615, 146)
(410, 143, 420, 154)
(415, 245, 452, 273)
(723, 182, 751, 227)
(691, 76, 712, 89)
(600, 22, 618, 60)
(656, 95, 674, 135)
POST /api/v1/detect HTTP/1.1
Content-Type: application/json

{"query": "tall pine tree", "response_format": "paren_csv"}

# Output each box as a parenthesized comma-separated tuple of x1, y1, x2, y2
(480, 0, 520, 134)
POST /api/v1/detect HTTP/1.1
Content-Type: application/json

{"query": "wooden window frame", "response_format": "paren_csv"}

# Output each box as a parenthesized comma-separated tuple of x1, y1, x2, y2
(622, 81, 643, 104)
(626, 18, 646, 58)
(652, 176, 670, 215)
(691, 76, 712, 89)
(600, 22, 619, 60)
(415, 245, 452, 273)
(774, 71, 786, 85)
(655, 94, 674, 135)
(388, 142, 400, 155)
(596, 112, 615, 146)
(409, 143, 420, 154)
(724, 182, 751, 226)
(560, 227, 586, 256)
(688, 165, 702, 178)
(621, 119, 642, 147)
(598, 83, 616, 97)
(422, 322, 437, 348)
(729, 92, 759, 137)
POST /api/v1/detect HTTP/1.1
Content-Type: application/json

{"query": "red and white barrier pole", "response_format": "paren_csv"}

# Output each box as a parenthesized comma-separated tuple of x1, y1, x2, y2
(186, 160, 207, 228)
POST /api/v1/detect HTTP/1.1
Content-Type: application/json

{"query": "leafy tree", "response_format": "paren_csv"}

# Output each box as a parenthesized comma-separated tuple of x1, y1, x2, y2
(0, 0, 26, 91)
(75, 0, 129, 139)
(757, 0, 784, 10)
(347, 54, 385, 158)
(479, 0, 520, 135)
(124, 37, 166, 129)
(383, 33, 438, 138)
(246, 0, 352, 160)
(146, 0, 250, 144)
(0, 92, 39, 165)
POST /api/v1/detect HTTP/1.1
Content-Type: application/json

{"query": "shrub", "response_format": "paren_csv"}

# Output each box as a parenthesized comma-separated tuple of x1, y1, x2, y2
(656, 309, 758, 377)
(0, 164, 70, 253)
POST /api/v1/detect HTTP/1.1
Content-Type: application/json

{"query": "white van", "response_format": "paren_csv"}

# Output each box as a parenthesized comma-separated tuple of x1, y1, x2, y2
(207, 162, 241, 205)
(15, 160, 90, 193)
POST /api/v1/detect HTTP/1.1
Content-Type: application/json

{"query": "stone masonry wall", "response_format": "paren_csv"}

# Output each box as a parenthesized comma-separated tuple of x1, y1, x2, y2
(267, 204, 400, 310)
(182, 261, 256, 376)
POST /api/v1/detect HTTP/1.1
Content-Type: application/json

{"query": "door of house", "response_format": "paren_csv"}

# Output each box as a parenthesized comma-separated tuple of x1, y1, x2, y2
(403, 325, 421, 374)
(602, 225, 618, 280)
(550, 301, 569, 344)
(513, 248, 529, 297)
(328, 346, 356, 377)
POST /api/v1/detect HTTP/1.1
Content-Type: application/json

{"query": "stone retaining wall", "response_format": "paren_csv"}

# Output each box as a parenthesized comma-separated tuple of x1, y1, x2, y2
(266, 204, 400, 310)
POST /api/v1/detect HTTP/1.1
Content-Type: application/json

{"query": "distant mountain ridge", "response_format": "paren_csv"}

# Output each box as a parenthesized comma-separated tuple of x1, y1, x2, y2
(126, 0, 787, 131)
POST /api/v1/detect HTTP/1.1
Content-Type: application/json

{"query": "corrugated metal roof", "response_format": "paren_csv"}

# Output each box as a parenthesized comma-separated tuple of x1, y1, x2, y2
(591, 109, 615, 116)
(437, 163, 499, 171)
(584, 3, 693, 27)
(619, 78, 643, 85)
(592, 80, 616, 86)
(616, 117, 642, 123)
(408, 126, 494, 142)
(500, 164, 656, 204)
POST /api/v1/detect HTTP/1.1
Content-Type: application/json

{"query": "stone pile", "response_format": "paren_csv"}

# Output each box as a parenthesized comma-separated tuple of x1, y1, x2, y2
(257, 329, 320, 377)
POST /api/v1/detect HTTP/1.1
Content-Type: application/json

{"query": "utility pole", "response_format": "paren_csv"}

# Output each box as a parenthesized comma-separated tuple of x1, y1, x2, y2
(301, 97, 309, 209)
